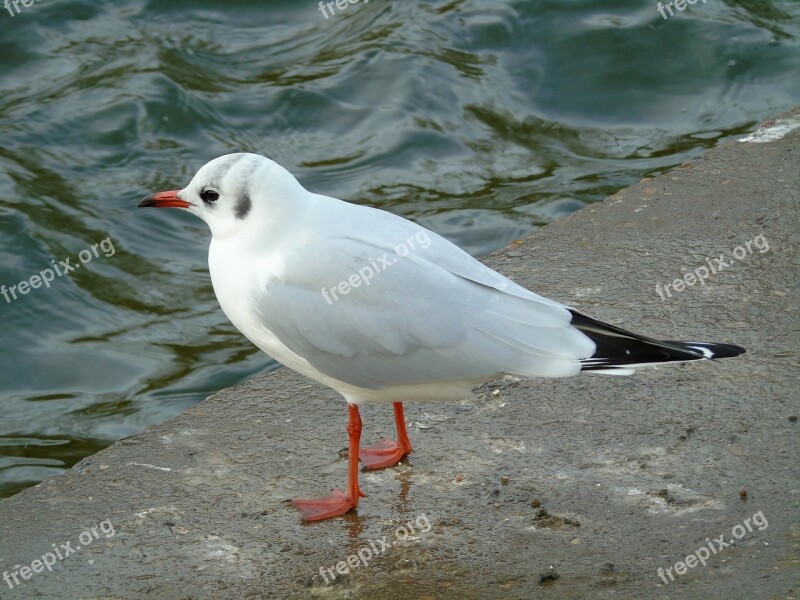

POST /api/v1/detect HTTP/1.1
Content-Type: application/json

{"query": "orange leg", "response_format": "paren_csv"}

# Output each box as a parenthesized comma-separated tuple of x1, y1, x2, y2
(291, 404, 366, 521)
(358, 402, 413, 470)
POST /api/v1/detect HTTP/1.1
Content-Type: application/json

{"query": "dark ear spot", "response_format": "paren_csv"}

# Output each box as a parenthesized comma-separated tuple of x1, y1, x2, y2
(235, 192, 252, 220)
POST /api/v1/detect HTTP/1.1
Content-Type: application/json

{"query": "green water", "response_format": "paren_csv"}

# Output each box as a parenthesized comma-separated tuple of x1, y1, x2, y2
(0, 0, 798, 499)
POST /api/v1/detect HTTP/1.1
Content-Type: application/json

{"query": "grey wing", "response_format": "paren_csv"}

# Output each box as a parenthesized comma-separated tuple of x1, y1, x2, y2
(254, 234, 595, 390)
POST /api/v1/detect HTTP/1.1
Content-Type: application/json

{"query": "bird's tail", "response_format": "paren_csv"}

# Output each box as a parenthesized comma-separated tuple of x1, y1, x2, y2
(570, 310, 746, 375)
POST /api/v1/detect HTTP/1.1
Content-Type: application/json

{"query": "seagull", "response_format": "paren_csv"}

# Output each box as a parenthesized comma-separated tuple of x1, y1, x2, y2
(138, 152, 745, 521)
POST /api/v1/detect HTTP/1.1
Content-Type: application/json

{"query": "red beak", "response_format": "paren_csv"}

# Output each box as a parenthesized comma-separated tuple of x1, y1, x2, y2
(138, 190, 191, 209)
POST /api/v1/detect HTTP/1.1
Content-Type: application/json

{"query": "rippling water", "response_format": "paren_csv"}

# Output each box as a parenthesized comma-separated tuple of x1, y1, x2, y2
(0, 0, 798, 498)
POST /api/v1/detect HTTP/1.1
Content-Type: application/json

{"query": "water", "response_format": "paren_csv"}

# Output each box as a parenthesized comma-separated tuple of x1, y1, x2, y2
(0, 0, 798, 499)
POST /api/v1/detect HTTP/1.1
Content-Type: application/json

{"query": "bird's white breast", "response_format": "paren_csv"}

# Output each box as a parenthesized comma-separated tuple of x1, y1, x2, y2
(208, 239, 302, 370)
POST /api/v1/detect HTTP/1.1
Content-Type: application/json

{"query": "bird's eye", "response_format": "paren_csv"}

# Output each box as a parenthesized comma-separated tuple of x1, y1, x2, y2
(200, 189, 220, 203)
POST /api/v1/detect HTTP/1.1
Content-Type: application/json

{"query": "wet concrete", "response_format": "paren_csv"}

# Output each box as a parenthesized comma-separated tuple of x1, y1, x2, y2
(1, 108, 798, 599)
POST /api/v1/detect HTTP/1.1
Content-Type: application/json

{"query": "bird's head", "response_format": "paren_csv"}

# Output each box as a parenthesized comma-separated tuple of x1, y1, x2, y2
(138, 152, 297, 239)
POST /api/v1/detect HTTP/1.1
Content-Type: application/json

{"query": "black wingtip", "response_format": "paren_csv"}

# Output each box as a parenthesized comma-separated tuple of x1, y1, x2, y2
(568, 309, 747, 370)
(666, 341, 746, 359)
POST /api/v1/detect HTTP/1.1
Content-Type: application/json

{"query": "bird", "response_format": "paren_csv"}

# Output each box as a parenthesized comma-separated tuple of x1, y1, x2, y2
(138, 152, 745, 521)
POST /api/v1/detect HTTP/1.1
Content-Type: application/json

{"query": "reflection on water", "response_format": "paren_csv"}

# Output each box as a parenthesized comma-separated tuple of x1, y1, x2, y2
(0, 0, 798, 498)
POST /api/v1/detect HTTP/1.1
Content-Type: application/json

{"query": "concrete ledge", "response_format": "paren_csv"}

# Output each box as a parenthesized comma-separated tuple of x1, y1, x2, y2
(1, 108, 798, 599)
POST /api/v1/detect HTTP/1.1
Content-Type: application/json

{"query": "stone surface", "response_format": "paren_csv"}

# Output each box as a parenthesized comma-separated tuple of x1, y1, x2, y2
(1, 109, 798, 599)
